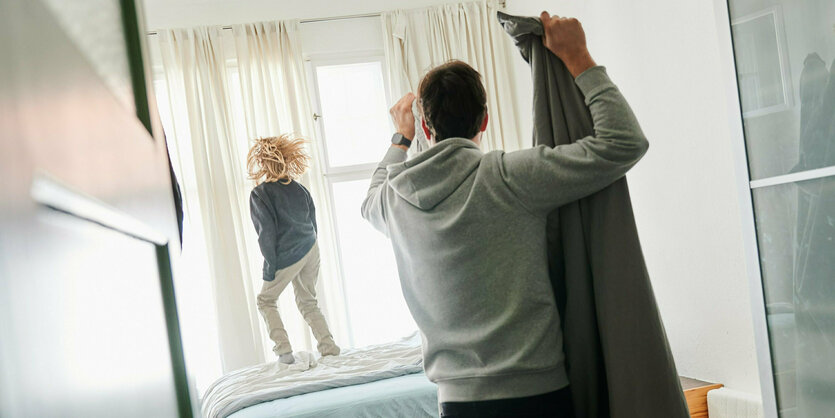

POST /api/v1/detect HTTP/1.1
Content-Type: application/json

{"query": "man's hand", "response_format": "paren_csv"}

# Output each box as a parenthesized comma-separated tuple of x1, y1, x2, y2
(390, 93, 416, 143)
(540, 11, 597, 78)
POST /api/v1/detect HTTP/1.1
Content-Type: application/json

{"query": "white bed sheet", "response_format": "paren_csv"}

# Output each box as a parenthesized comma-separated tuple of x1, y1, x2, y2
(202, 333, 424, 418)
(228, 373, 439, 418)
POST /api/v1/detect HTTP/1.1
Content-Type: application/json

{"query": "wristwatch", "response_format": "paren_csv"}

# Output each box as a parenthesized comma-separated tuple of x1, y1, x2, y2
(391, 133, 412, 148)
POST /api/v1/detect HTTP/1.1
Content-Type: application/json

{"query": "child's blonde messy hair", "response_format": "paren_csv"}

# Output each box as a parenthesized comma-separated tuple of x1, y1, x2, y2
(247, 134, 310, 185)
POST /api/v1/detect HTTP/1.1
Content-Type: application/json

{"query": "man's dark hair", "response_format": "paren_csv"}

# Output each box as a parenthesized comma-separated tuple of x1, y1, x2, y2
(418, 60, 487, 142)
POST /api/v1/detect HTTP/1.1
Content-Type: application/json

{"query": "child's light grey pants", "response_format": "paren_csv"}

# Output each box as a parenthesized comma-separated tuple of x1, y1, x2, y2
(256, 242, 340, 356)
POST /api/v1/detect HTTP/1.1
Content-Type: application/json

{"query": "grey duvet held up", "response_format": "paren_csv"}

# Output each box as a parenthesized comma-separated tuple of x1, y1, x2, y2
(497, 12, 689, 418)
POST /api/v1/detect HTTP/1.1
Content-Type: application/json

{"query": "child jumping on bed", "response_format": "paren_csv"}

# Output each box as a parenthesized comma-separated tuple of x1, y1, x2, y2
(247, 134, 341, 364)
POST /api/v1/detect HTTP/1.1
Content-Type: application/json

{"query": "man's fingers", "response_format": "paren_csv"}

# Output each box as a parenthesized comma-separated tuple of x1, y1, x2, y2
(540, 11, 550, 22)
(391, 93, 412, 111)
(391, 93, 416, 118)
(399, 93, 416, 111)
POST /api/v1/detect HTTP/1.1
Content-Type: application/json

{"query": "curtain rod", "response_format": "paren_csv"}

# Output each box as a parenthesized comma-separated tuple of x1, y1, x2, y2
(146, 0, 506, 36)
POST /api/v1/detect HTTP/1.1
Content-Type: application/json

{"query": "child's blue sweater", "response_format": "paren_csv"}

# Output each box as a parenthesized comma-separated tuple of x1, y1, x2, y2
(250, 180, 317, 281)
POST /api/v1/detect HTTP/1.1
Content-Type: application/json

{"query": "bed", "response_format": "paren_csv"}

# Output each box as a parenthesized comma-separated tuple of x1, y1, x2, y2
(202, 333, 439, 418)
(228, 373, 438, 418)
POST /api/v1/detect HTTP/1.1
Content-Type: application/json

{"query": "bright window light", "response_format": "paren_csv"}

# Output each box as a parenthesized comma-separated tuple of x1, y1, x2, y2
(330, 178, 417, 347)
(153, 78, 223, 396)
(315, 61, 393, 168)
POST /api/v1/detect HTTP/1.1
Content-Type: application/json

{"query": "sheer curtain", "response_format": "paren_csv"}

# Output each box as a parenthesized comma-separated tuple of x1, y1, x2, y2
(154, 21, 349, 387)
(156, 27, 266, 380)
(381, 1, 523, 152)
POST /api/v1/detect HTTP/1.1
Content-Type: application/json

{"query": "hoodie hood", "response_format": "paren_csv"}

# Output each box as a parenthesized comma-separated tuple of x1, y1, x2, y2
(386, 138, 483, 210)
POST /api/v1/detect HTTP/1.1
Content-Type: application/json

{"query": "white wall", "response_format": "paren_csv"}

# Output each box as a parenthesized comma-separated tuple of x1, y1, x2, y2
(506, 0, 763, 396)
(299, 17, 384, 58)
(144, 0, 765, 398)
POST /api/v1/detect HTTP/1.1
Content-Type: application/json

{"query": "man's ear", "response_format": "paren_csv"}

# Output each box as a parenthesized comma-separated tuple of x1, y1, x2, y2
(421, 118, 432, 141)
(480, 112, 489, 132)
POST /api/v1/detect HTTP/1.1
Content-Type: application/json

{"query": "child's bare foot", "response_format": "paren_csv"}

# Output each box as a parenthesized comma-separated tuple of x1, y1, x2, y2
(278, 352, 295, 364)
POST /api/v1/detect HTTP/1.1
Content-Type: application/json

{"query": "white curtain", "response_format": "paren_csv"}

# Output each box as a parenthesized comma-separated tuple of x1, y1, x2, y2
(157, 27, 266, 378)
(381, 1, 523, 152)
(154, 21, 349, 382)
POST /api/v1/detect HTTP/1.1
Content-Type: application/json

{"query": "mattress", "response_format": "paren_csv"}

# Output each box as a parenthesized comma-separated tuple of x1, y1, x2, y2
(228, 372, 439, 418)
(202, 333, 431, 418)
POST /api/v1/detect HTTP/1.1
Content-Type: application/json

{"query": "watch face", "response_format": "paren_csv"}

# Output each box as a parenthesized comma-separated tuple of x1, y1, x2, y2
(391, 133, 404, 145)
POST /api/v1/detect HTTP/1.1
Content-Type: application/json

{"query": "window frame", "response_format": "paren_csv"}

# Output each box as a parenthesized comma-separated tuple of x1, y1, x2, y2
(306, 51, 394, 177)
(730, 5, 794, 119)
(305, 50, 400, 347)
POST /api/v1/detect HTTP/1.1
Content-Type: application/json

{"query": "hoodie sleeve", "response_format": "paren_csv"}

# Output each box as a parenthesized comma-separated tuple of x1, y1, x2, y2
(250, 189, 279, 281)
(362, 146, 408, 236)
(499, 66, 649, 214)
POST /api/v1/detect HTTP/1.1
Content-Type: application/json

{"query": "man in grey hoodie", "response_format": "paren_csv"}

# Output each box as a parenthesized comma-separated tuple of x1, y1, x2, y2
(362, 13, 648, 417)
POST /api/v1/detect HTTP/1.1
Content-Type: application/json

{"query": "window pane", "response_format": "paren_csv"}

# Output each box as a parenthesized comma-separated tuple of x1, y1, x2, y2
(330, 178, 417, 347)
(752, 176, 835, 416)
(728, 2, 835, 180)
(734, 14, 784, 111)
(315, 62, 392, 168)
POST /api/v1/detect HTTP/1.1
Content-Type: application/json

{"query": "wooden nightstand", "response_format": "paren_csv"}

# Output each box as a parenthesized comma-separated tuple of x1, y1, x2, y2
(681, 377, 724, 418)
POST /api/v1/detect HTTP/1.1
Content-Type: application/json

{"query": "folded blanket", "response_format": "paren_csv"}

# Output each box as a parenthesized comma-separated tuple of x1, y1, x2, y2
(202, 333, 424, 418)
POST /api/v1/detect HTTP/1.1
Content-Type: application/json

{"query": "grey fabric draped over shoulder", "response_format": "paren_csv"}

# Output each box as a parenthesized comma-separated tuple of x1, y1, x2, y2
(497, 12, 689, 418)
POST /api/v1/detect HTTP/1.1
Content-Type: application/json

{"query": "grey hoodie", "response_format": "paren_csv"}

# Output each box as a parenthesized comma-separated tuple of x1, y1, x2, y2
(361, 66, 648, 403)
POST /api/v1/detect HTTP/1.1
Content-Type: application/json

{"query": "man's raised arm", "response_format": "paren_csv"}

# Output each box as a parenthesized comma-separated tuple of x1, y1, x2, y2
(361, 93, 415, 235)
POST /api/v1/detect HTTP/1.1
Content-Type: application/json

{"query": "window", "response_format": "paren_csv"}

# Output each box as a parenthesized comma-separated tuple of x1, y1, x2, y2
(308, 54, 418, 347)
(314, 61, 392, 168)
(731, 7, 793, 119)
(153, 48, 419, 394)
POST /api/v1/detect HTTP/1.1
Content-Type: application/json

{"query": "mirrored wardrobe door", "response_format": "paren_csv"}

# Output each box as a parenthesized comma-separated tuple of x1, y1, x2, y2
(727, 0, 835, 416)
